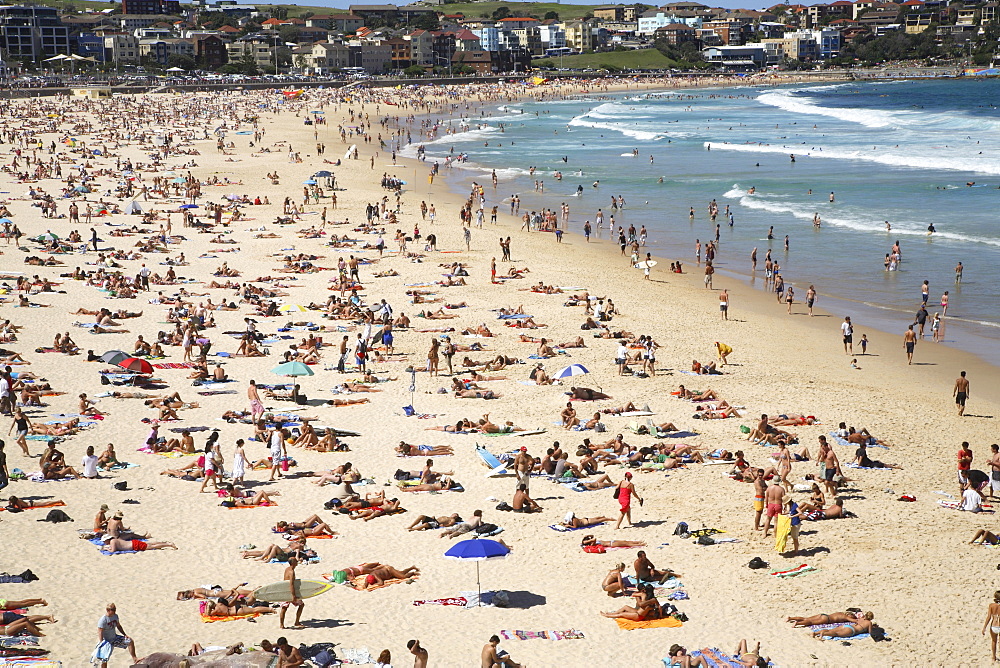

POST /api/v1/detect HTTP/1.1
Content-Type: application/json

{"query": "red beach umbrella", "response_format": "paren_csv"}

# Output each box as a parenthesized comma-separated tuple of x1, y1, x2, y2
(118, 357, 153, 375)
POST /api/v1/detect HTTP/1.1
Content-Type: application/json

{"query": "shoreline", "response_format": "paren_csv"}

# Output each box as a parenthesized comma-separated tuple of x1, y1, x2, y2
(421, 145, 1000, 409)
(423, 82, 1000, 380)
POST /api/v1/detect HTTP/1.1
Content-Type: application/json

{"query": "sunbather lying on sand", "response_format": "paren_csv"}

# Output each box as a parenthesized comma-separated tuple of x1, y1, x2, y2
(407, 513, 462, 531)
(455, 389, 501, 399)
(396, 442, 453, 456)
(358, 565, 420, 590)
(103, 537, 177, 553)
(582, 535, 646, 548)
(349, 497, 403, 521)
(569, 387, 612, 401)
(401, 477, 461, 492)
(275, 515, 337, 537)
(560, 513, 615, 529)
(810, 612, 874, 638)
(787, 610, 872, 627)
(176, 586, 253, 601)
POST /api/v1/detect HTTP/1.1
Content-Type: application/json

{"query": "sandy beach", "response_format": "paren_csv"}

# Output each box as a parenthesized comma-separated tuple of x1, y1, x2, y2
(0, 75, 998, 668)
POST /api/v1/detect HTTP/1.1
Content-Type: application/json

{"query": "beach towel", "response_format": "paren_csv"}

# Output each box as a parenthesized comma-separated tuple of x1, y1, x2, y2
(398, 480, 464, 493)
(808, 622, 871, 641)
(614, 617, 682, 630)
(829, 432, 888, 450)
(0, 501, 65, 513)
(412, 597, 467, 607)
(498, 630, 586, 641)
(686, 647, 776, 668)
(549, 522, 606, 532)
(152, 362, 198, 369)
(198, 601, 262, 623)
(939, 499, 993, 512)
(197, 390, 238, 396)
(88, 537, 136, 556)
(136, 447, 193, 458)
(770, 563, 816, 578)
(773, 514, 791, 553)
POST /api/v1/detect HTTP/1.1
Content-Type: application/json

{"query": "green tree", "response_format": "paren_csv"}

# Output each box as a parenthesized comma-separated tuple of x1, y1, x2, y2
(278, 25, 301, 44)
(167, 53, 196, 70)
(544, 11, 559, 20)
(404, 64, 425, 76)
(413, 13, 440, 30)
(492, 6, 511, 20)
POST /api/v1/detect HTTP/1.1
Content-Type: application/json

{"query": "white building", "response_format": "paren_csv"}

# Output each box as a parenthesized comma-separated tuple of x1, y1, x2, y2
(637, 11, 702, 36)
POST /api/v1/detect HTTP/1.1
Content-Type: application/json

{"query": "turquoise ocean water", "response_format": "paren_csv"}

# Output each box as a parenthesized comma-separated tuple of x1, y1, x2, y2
(403, 78, 1000, 363)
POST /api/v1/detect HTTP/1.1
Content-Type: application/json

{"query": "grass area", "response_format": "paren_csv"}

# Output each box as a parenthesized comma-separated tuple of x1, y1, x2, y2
(43, 0, 119, 12)
(259, 1, 600, 20)
(425, 1, 598, 19)
(535, 49, 678, 70)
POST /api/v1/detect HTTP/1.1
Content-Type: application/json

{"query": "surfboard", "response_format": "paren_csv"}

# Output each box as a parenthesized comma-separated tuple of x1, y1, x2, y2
(253, 579, 333, 603)
(634, 261, 657, 269)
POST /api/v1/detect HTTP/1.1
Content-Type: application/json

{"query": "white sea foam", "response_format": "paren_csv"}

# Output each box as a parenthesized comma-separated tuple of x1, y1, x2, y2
(567, 116, 664, 141)
(704, 141, 1000, 176)
(758, 90, 904, 128)
(723, 184, 1000, 247)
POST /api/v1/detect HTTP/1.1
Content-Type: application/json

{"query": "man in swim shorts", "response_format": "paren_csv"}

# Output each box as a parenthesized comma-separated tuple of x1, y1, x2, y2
(763, 479, 784, 538)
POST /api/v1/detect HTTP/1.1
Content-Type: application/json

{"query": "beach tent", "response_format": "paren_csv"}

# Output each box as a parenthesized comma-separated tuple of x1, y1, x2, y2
(125, 200, 142, 214)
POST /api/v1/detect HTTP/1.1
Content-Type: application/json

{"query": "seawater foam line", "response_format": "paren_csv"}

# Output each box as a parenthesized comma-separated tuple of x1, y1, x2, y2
(704, 140, 1000, 177)
(757, 88, 1000, 134)
(722, 184, 1000, 248)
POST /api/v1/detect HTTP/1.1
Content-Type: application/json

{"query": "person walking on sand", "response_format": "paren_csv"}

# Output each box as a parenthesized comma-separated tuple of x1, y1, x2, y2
(984, 591, 1000, 662)
(954, 370, 970, 417)
(719, 289, 729, 320)
(841, 317, 853, 355)
(903, 325, 917, 365)
(269, 426, 286, 482)
(248, 379, 263, 422)
(279, 557, 305, 629)
(92, 602, 138, 667)
(614, 471, 642, 529)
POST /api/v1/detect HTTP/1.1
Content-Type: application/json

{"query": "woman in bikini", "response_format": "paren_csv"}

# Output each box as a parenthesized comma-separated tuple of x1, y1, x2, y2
(811, 611, 874, 639)
(275, 516, 337, 537)
(984, 591, 1000, 661)
(581, 535, 646, 548)
(600, 585, 661, 621)
(787, 610, 870, 627)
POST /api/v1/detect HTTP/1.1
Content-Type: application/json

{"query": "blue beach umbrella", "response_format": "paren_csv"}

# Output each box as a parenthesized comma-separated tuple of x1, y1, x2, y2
(553, 363, 589, 380)
(303, 179, 317, 185)
(179, 204, 199, 209)
(314, 171, 332, 177)
(271, 361, 314, 377)
(444, 538, 510, 606)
